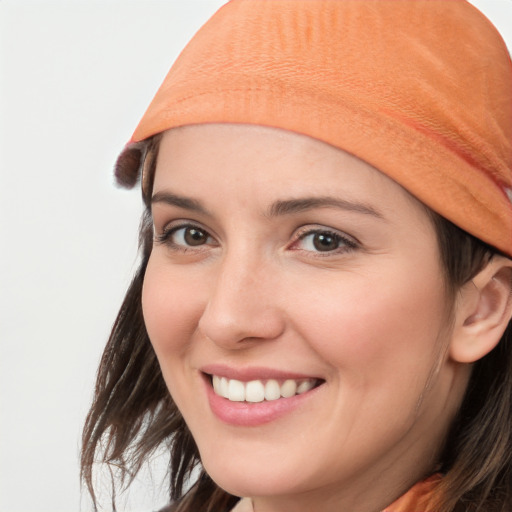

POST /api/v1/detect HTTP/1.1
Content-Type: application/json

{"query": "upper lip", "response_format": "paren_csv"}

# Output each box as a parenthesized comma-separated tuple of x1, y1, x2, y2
(200, 363, 323, 382)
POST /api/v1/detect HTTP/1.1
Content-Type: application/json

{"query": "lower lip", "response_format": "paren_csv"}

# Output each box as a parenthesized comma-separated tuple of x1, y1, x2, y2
(204, 377, 321, 427)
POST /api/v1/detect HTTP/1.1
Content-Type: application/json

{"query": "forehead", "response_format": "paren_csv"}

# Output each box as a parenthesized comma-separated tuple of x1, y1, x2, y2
(153, 123, 430, 225)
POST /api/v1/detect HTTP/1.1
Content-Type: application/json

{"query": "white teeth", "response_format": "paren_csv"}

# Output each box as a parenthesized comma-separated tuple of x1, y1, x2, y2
(212, 376, 317, 402)
(212, 375, 221, 394)
(280, 379, 297, 398)
(264, 379, 281, 401)
(297, 380, 315, 394)
(245, 380, 265, 403)
(228, 379, 245, 401)
(220, 377, 229, 397)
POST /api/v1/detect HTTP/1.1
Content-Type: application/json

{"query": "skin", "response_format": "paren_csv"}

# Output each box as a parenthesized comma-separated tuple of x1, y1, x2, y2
(142, 123, 471, 512)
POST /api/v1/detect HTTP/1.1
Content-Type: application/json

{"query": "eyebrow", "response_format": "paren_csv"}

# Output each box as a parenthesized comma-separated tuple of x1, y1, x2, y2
(151, 191, 384, 220)
(267, 197, 384, 219)
(151, 191, 210, 215)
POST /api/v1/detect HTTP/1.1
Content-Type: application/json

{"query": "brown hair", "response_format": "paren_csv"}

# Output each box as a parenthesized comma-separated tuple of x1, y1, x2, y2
(81, 137, 512, 512)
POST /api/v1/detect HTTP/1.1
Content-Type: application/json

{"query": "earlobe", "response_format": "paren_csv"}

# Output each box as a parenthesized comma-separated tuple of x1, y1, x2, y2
(450, 257, 512, 364)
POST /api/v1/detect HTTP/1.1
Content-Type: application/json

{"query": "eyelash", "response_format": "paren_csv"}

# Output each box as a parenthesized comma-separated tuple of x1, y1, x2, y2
(155, 222, 358, 255)
(291, 227, 358, 254)
(155, 222, 216, 252)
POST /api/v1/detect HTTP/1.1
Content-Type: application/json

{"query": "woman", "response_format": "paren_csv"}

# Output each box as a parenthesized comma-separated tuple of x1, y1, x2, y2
(82, 1, 512, 511)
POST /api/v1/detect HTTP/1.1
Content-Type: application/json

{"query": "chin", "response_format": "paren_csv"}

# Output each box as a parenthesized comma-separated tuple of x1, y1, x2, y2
(204, 461, 300, 499)
(198, 440, 325, 500)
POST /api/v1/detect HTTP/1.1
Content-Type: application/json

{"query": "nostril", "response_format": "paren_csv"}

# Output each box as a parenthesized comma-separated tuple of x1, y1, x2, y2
(197, 304, 286, 349)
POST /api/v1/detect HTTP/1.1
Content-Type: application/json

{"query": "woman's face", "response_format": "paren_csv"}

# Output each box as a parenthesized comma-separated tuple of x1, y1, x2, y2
(143, 124, 467, 510)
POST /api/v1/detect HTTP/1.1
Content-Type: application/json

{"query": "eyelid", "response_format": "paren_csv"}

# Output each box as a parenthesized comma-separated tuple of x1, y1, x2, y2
(154, 220, 217, 248)
(156, 218, 210, 236)
(290, 225, 359, 253)
(153, 219, 359, 256)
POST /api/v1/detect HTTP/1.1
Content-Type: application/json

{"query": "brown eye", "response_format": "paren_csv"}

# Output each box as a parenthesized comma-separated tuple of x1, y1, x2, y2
(183, 227, 208, 246)
(312, 232, 340, 252)
(294, 229, 356, 254)
(158, 224, 214, 249)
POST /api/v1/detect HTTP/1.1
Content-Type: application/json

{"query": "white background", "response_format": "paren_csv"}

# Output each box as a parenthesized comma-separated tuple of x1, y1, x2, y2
(1, 1, 511, 511)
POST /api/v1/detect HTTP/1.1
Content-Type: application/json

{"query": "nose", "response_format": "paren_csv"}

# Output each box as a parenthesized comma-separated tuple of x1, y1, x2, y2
(197, 252, 286, 349)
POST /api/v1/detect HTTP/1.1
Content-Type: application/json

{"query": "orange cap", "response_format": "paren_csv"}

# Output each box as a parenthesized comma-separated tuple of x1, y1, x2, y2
(115, 0, 512, 257)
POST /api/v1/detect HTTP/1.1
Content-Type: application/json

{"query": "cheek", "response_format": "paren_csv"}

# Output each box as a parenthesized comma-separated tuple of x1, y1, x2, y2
(141, 258, 203, 360)
(141, 257, 211, 422)
(295, 267, 449, 394)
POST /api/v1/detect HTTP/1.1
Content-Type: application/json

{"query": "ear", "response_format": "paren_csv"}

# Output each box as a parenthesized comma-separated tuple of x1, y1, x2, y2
(450, 256, 512, 363)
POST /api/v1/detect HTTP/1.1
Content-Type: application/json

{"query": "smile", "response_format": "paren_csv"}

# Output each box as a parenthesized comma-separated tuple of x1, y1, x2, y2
(211, 375, 318, 402)
(202, 369, 325, 426)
